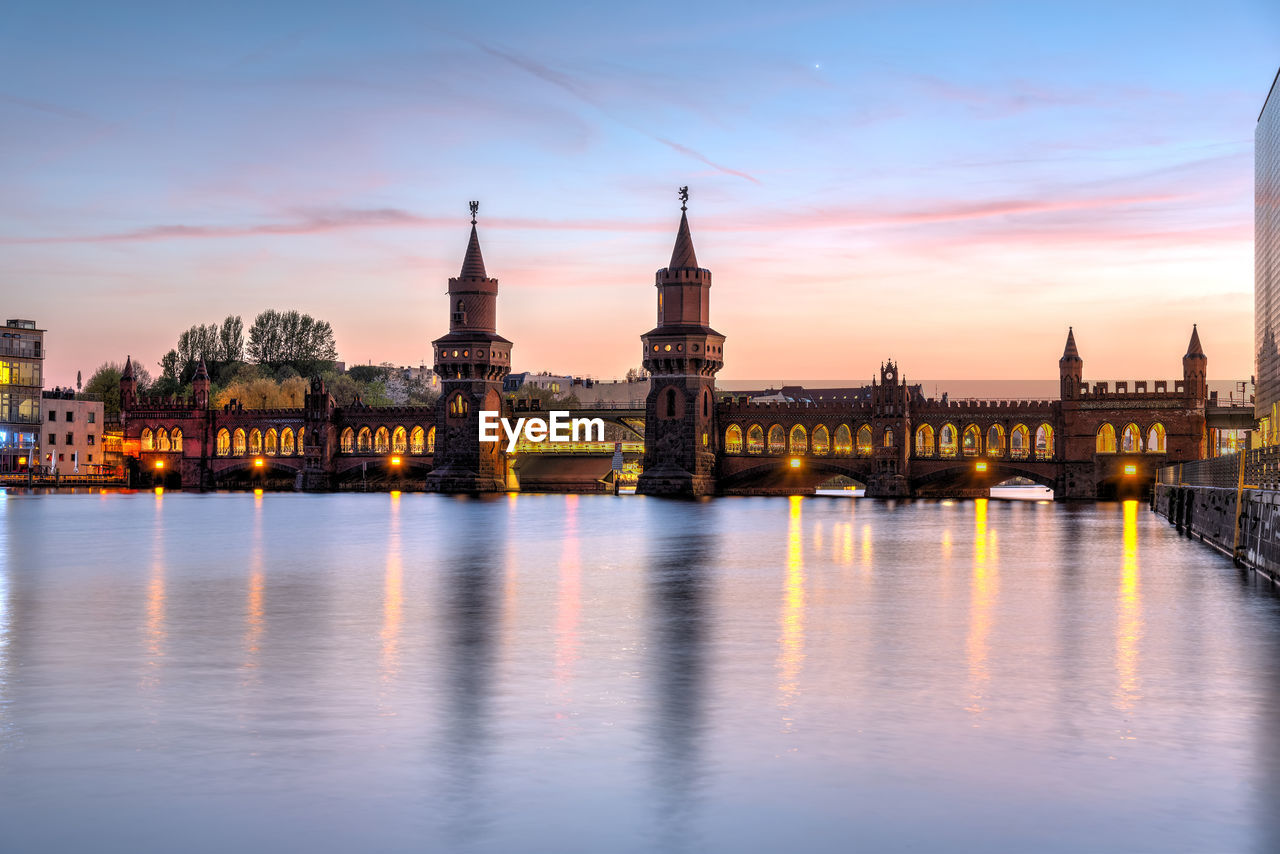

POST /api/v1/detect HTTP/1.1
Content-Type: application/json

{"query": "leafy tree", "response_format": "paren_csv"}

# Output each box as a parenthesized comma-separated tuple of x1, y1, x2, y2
(247, 309, 337, 373)
(218, 315, 244, 362)
(84, 360, 152, 420)
(509, 382, 579, 408)
(214, 376, 309, 410)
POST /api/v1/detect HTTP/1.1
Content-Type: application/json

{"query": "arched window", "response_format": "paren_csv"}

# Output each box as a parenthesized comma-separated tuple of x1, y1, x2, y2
(1036, 424, 1054, 458)
(811, 425, 829, 456)
(156, 428, 170, 452)
(883, 427, 894, 448)
(141, 427, 154, 451)
(986, 424, 1005, 457)
(962, 424, 981, 457)
(264, 428, 278, 456)
(170, 427, 182, 453)
(410, 426, 425, 454)
(789, 424, 808, 455)
(427, 426, 436, 454)
(666, 388, 677, 418)
(746, 424, 764, 455)
(1121, 423, 1141, 453)
(856, 424, 873, 456)
(1010, 424, 1030, 459)
(340, 428, 355, 454)
(297, 427, 305, 453)
(216, 429, 230, 456)
(939, 424, 958, 458)
(725, 424, 743, 454)
(1147, 423, 1166, 453)
(448, 394, 468, 417)
(767, 425, 786, 455)
(1096, 423, 1116, 454)
(833, 424, 852, 456)
(281, 428, 295, 456)
(392, 426, 408, 454)
(357, 427, 371, 453)
(232, 428, 246, 456)
(248, 429, 263, 455)
(374, 427, 390, 454)
(456, 299, 464, 312)
(915, 424, 935, 457)
(703, 390, 709, 418)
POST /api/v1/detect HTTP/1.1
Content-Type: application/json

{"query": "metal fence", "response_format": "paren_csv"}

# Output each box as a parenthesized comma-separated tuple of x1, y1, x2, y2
(1157, 446, 1280, 491)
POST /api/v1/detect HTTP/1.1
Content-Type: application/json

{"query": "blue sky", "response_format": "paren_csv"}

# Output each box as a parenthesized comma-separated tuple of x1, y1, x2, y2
(3, 0, 1278, 385)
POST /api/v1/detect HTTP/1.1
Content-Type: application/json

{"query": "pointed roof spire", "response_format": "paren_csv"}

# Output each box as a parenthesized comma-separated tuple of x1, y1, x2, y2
(1185, 324, 1205, 358)
(193, 358, 209, 381)
(460, 200, 487, 278)
(669, 186, 699, 270)
(1060, 327, 1081, 361)
(121, 355, 134, 380)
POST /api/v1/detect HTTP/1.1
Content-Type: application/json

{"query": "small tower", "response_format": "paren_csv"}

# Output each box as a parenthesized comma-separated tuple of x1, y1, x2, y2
(1059, 327, 1083, 400)
(425, 202, 513, 493)
(120, 355, 137, 411)
(867, 360, 910, 497)
(636, 188, 725, 497)
(192, 359, 210, 409)
(1183, 324, 1207, 402)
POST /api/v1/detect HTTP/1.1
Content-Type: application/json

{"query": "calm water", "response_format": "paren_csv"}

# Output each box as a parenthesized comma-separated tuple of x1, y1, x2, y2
(1, 490, 1279, 853)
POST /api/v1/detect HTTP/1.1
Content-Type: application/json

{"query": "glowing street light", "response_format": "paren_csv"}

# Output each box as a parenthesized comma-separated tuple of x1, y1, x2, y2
(1123, 464, 1137, 475)
(254, 458, 265, 468)
(789, 458, 801, 468)
(154, 460, 165, 469)
(390, 456, 402, 466)
(975, 461, 988, 472)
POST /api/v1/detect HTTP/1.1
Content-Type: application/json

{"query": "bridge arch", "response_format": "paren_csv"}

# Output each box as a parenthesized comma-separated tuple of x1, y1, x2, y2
(767, 425, 785, 455)
(1120, 422, 1141, 453)
(725, 424, 742, 454)
(1096, 423, 1116, 454)
(986, 424, 1005, 457)
(789, 424, 807, 455)
(1146, 422, 1166, 453)
(915, 424, 935, 457)
(833, 424, 852, 456)
(747, 424, 764, 454)
(811, 424, 829, 456)
(856, 424, 872, 456)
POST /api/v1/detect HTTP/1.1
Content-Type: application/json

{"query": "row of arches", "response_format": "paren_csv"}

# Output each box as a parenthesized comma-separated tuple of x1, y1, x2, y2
(216, 426, 305, 457)
(339, 425, 435, 455)
(1096, 422, 1167, 454)
(140, 426, 183, 453)
(724, 423, 861, 457)
(913, 422, 1054, 459)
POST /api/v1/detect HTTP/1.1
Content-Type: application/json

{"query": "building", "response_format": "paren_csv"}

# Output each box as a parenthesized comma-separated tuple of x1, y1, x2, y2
(1257, 66, 1280, 441)
(0, 318, 44, 472)
(41, 388, 106, 474)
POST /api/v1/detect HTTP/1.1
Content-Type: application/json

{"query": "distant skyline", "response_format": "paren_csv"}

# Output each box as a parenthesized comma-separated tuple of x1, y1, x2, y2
(3, 1, 1278, 386)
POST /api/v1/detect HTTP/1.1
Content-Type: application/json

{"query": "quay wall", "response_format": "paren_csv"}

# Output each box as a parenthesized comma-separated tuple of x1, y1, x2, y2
(1153, 483, 1280, 581)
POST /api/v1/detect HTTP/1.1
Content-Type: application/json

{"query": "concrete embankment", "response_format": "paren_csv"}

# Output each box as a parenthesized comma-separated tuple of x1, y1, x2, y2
(1153, 483, 1280, 581)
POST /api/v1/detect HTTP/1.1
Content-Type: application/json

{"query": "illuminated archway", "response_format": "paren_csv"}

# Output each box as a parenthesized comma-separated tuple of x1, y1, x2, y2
(1146, 423, 1166, 453)
(392, 426, 408, 454)
(1010, 424, 1030, 459)
(789, 425, 808, 455)
(747, 424, 764, 455)
(768, 425, 786, 455)
(1096, 423, 1116, 454)
(357, 427, 372, 453)
(939, 423, 958, 457)
(264, 428, 278, 456)
(340, 428, 355, 454)
(427, 426, 436, 454)
(1120, 422, 1141, 453)
(410, 426, 425, 454)
(962, 424, 981, 457)
(374, 427, 390, 454)
(232, 428, 246, 456)
(986, 424, 1005, 457)
(216, 428, 230, 456)
(915, 424, 935, 457)
(156, 428, 169, 452)
(725, 424, 743, 454)
(811, 425, 829, 456)
(1035, 423, 1054, 458)
(856, 424, 873, 456)
(281, 427, 295, 456)
(141, 427, 154, 451)
(248, 429, 263, 455)
(833, 424, 852, 456)
(170, 427, 183, 453)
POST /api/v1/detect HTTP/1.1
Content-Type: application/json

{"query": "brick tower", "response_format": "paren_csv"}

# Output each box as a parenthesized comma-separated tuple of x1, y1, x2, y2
(425, 203, 512, 493)
(867, 359, 910, 497)
(1183, 324, 1207, 402)
(119, 355, 137, 410)
(636, 189, 725, 497)
(1059, 327, 1083, 400)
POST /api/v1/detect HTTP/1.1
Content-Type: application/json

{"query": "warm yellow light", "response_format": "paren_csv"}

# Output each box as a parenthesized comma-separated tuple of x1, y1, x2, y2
(1124, 464, 1137, 475)
(17, 456, 25, 465)
(391, 456, 401, 465)
(975, 461, 988, 472)
(254, 488, 264, 496)
(155, 460, 165, 469)
(254, 458, 264, 467)
(154, 486, 163, 495)
(789, 458, 800, 468)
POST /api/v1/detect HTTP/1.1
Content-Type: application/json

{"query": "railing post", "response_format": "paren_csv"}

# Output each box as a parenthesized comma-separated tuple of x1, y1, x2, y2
(1232, 450, 1247, 568)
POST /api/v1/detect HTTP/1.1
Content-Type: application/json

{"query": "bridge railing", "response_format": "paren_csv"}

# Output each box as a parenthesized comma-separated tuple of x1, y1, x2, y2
(1158, 447, 1280, 490)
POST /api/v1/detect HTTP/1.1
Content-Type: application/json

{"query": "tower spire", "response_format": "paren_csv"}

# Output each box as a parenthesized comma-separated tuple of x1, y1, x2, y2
(461, 201, 486, 279)
(669, 187, 698, 270)
(121, 355, 134, 380)
(1060, 326, 1081, 362)
(1185, 323, 1205, 358)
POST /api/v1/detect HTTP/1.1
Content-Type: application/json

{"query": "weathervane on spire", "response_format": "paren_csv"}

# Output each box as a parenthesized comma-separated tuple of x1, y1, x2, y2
(678, 186, 689, 211)
(469, 200, 479, 225)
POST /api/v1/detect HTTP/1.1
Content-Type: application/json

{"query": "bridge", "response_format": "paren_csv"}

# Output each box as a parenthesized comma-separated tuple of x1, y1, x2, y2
(118, 197, 1247, 499)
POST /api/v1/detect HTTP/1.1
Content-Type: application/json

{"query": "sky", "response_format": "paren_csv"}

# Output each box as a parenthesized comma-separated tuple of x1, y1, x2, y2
(3, 0, 1278, 387)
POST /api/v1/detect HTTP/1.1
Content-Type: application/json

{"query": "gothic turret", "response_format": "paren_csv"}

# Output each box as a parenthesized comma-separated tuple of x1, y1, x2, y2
(120, 355, 137, 411)
(426, 202, 513, 493)
(637, 188, 725, 497)
(1183, 324, 1207, 402)
(1059, 327, 1083, 400)
(192, 359, 210, 409)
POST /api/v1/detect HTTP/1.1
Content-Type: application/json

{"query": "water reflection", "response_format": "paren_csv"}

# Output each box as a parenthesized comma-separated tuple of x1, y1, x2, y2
(243, 489, 265, 678)
(381, 492, 403, 695)
(0, 495, 10, 749)
(967, 498, 998, 716)
(1116, 500, 1143, 712)
(554, 495, 582, 708)
(778, 496, 806, 728)
(143, 490, 167, 691)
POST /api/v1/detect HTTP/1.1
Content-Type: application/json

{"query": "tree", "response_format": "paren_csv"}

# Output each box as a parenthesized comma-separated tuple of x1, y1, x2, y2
(84, 360, 152, 421)
(218, 315, 244, 362)
(247, 309, 337, 373)
(214, 376, 309, 410)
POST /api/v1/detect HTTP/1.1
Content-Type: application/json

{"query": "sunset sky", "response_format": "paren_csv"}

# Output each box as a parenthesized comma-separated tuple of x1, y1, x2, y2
(3, 1, 1278, 387)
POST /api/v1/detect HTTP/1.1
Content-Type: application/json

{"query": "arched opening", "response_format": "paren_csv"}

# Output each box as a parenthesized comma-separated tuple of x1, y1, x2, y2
(1036, 423, 1054, 458)
(1010, 424, 1030, 460)
(789, 424, 808, 455)
(392, 426, 408, 454)
(281, 428, 295, 456)
(374, 427, 390, 454)
(1096, 423, 1116, 454)
(216, 428, 231, 456)
(915, 424, 935, 457)
(856, 424, 873, 456)
(811, 425, 830, 456)
(767, 425, 786, 455)
(665, 388, 678, 418)
(248, 429, 263, 455)
(833, 424, 852, 456)
(702, 390, 709, 418)
(448, 394, 468, 417)
(357, 427, 372, 453)
(1147, 422, 1166, 453)
(232, 428, 246, 456)
(939, 423, 958, 458)
(747, 424, 764, 455)
(410, 426, 425, 454)
(986, 424, 1005, 457)
(962, 424, 981, 457)
(141, 427, 154, 452)
(156, 428, 170, 453)
(427, 426, 436, 454)
(725, 424, 743, 454)
(340, 428, 355, 454)
(296, 427, 305, 454)
(170, 427, 183, 453)
(883, 427, 894, 448)
(1120, 422, 1141, 453)
(264, 428, 278, 456)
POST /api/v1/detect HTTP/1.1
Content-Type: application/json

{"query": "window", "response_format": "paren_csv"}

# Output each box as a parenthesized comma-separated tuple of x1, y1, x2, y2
(1120, 423, 1141, 453)
(833, 425, 852, 456)
(856, 424, 873, 456)
(746, 424, 764, 455)
(48, 433, 56, 446)
(217, 429, 231, 456)
(986, 424, 1005, 457)
(170, 428, 182, 453)
(666, 389, 677, 418)
(427, 426, 436, 454)
(703, 391, 709, 418)
(340, 428, 355, 453)
(156, 427, 169, 452)
(87, 454, 93, 463)
(962, 425, 981, 456)
(915, 424, 935, 457)
(768, 425, 786, 454)
(811, 425, 829, 455)
(883, 428, 894, 448)
(410, 426, 425, 454)
(65, 411, 73, 422)
(232, 428, 246, 456)
(725, 425, 743, 454)
(88, 411, 95, 424)
(789, 424, 807, 455)
(87, 434, 95, 446)
(939, 424, 958, 457)
(47, 410, 55, 422)
(1036, 424, 1054, 458)
(1096, 423, 1116, 454)
(1147, 423, 1166, 453)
